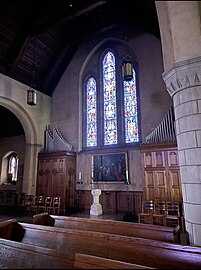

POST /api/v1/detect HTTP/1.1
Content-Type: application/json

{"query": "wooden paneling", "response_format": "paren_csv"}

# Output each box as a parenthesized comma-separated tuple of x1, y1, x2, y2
(116, 191, 134, 214)
(144, 171, 155, 200)
(155, 170, 167, 200)
(77, 190, 142, 217)
(36, 151, 76, 214)
(141, 145, 182, 203)
(168, 169, 182, 201)
(100, 191, 117, 213)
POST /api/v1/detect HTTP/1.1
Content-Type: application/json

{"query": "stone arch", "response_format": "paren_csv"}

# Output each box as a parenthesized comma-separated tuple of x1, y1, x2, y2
(0, 97, 37, 143)
(0, 97, 40, 195)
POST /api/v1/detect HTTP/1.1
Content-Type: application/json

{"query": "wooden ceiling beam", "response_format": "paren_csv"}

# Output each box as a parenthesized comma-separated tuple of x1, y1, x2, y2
(32, 1, 107, 35)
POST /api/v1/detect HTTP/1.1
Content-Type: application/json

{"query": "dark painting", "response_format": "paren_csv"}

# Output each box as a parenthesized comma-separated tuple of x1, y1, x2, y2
(92, 153, 128, 182)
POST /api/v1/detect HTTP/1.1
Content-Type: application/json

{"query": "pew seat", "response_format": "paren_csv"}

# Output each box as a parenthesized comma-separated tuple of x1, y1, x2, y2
(74, 253, 155, 269)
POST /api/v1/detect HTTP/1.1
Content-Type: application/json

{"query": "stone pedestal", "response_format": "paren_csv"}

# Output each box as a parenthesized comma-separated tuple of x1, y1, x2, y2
(90, 189, 103, 216)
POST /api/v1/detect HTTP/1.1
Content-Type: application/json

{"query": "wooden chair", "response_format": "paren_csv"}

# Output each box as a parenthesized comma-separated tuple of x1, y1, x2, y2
(47, 196, 61, 214)
(0, 190, 9, 214)
(153, 200, 166, 226)
(39, 196, 53, 213)
(138, 200, 154, 224)
(165, 201, 180, 228)
(28, 195, 39, 216)
(24, 195, 35, 216)
(17, 192, 26, 215)
(37, 195, 46, 214)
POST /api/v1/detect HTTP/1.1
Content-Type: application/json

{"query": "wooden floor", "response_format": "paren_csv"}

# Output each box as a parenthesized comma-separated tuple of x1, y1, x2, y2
(70, 211, 137, 221)
(0, 211, 135, 223)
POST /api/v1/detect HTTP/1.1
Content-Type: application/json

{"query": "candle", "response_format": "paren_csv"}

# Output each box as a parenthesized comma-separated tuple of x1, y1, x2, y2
(126, 170, 129, 181)
(79, 172, 82, 180)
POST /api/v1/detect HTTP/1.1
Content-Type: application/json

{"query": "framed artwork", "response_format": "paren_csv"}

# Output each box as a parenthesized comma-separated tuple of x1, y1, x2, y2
(92, 152, 128, 183)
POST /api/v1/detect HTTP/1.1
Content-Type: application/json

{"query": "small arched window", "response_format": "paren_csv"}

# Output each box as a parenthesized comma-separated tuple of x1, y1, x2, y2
(8, 154, 19, 181)
(84, 49, 139, 150)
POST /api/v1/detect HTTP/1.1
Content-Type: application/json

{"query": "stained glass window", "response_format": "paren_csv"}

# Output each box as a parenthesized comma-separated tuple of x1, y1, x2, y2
(84, 49, 139, 149)
(123, 69, 139, 143)
(86, 77, 97, 147)
(103, 51, 117, 145)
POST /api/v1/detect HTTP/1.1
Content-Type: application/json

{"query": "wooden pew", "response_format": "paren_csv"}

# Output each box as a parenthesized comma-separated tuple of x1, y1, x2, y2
(0, 238, 74, 269)
(0, 218, 17, 240)
(33, 212, 180, 244)
(74, 253, 155, 269)
(10, 221, 201, 269)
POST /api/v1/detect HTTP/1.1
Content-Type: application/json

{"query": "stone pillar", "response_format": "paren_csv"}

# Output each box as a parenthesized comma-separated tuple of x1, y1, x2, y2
(90, 189, 103, 216)
(163, 56, 201, 246)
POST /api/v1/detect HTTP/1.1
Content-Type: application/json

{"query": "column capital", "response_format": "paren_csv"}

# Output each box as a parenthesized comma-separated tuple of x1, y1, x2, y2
(162, 56, 201, 97)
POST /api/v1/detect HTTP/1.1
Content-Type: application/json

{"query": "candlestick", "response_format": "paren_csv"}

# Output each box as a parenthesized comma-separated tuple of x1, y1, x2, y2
(79, 172, 82, 180)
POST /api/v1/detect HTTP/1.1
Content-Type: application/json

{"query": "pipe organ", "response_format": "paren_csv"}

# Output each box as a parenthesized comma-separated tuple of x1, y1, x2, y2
(44, 126, 73, 153)
(145, 105, 176, 144)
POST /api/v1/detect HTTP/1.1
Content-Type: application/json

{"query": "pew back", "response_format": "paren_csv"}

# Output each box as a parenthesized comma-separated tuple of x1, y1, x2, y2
(0, 238, 74, 269)
(13, 222, 201, 269)
(0, 218, 17, 240)
(48, 214, 179, 243)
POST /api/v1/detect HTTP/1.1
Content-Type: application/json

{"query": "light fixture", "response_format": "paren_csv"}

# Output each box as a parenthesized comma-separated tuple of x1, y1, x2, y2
(122, 57, 133, 81)
(27, 88, 36, 106)
(122, 35, 133, 81)
(27, 37, 37, 106)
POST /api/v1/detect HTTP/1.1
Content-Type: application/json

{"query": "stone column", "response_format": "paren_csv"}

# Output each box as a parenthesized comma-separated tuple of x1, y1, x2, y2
(163, 56, 201, 246)
(90, 189, 103, 216)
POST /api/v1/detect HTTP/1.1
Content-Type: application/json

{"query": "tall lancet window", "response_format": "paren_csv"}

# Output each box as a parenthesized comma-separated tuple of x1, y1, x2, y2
(123, 69, 139, 143)
(103, 51, 117, 145)
(86, 77, 97, 147)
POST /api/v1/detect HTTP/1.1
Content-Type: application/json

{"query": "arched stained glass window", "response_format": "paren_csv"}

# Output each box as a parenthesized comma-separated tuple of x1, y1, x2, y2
(123, 69, 139, 143)
(86, 77, 97, 147)
(103, 51, 117, 145)
(83, 48, 139, 150)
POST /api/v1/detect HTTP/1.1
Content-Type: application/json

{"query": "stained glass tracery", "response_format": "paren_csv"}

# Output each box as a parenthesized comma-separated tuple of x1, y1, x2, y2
(86, 77, 97, 147)
(123, 69, 139, 143)
(103, 51, 117, 145)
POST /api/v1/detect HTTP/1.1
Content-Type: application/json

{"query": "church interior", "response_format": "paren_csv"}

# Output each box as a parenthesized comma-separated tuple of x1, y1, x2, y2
(0, 0, 201, 268)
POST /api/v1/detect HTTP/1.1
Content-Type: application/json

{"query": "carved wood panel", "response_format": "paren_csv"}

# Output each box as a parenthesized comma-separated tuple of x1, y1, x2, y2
(144, 171, 155, 200)
(36, 152, 76, 214)
(116, 192, 134, 214)
(100, 191, 116, 213)
(143, 151, 165, 168)
(155, 170, 167, 200)
(141, 146, 182, 203)
(168, 169, 182, 201)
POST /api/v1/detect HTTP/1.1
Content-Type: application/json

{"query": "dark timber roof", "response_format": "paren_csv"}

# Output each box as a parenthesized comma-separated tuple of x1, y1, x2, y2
(0, 0, 159, 137)
(0, 0, 159, 96)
